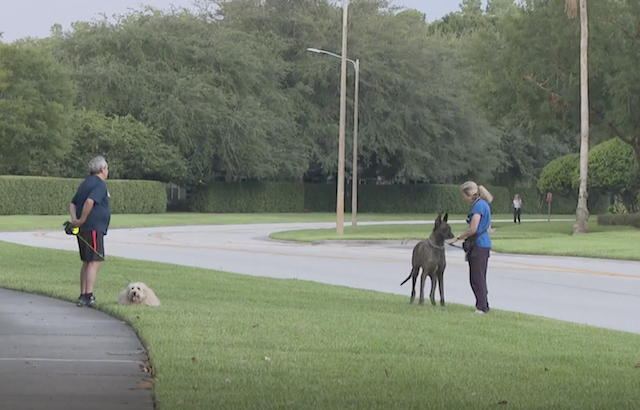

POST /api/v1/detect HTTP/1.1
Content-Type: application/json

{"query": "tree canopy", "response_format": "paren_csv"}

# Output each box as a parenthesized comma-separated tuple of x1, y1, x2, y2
(1, 0, 638, 202)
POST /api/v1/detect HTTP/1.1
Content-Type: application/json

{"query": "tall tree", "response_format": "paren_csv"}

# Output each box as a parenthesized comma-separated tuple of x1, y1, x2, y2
(566, 0, 590, 234)
(51, 8, 309, 186)
(0, 41, 76, 174)
(211, 0, 502, 183)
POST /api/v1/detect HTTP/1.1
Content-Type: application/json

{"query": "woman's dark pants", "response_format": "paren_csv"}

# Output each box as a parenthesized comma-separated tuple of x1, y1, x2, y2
(468, 247, 491, 312)
(514, 207, 521, 223)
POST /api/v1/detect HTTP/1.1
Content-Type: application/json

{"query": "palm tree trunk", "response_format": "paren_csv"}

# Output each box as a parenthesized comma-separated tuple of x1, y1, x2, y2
(571, 0, 590, 234)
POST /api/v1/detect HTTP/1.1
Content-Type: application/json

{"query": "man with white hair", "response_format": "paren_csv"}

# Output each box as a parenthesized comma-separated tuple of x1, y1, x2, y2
(69, 155, 111, 307)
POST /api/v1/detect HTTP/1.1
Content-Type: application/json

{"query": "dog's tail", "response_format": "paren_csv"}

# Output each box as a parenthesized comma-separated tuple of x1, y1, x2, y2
(400, 266, 419, 286)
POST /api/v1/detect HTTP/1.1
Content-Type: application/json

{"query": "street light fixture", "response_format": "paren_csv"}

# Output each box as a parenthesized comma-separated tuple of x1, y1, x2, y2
(306, 47, 360, 228)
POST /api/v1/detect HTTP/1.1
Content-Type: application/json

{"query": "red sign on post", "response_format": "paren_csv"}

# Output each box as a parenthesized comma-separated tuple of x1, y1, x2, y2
(546, 192, 553, 203)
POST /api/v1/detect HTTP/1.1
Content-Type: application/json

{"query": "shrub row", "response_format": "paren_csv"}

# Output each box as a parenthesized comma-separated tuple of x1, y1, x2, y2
(190, 181, 304, 213)
(597, 213, 640, 228)
(354, 184, 513, 214)
(0, 176, 167, 215)
(190, 181, 605, 215)
(3, 176, 609, 217)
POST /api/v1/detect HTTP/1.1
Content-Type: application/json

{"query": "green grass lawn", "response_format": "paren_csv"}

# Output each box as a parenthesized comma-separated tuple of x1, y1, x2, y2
(269, 220, 640, 261)
(1, 239, 639, 409)
(0, 212, 567, 232)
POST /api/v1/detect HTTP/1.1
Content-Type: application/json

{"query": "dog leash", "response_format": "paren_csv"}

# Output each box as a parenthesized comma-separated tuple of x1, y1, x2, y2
(64, 222, 133, 287)
(63, 221, 106, 260)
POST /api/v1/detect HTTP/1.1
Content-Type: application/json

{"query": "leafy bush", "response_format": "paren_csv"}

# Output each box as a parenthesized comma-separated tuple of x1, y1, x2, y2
(0, 176, 166, 215)
(536, 150, 616, 214)
(572, 138, 640, 213)
(537, 153, 580, 196)
(597, 213, 640, 228)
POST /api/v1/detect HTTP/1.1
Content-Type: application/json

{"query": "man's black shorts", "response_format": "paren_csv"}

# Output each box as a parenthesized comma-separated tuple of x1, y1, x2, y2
(77, 230, 105, 262)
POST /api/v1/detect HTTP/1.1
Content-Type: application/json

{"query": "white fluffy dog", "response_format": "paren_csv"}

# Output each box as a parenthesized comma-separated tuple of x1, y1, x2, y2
(117, 282, 161, 307)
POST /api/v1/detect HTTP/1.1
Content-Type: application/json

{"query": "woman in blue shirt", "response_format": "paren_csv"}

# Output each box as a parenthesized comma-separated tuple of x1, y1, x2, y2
(449, 181, 493, 314)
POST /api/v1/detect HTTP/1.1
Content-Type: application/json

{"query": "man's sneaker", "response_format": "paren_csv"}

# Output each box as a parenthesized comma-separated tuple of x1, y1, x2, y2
(77, 294, 96, 307)
(85, 294, 96, 308)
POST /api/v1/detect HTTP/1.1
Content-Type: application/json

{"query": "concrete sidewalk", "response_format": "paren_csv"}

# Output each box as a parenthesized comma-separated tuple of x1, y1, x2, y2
(0, 288, 154, 410)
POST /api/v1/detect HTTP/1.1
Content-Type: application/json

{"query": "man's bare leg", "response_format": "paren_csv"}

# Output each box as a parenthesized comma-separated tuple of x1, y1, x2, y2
(80, 262, 89, 294)
(85, 261, 100, 295)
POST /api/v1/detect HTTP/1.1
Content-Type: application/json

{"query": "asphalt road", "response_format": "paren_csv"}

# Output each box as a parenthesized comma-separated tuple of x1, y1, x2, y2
(2, 218, 640, 335)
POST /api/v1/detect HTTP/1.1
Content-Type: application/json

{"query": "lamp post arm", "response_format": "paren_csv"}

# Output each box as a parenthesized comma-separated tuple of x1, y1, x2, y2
(307, 48, 357, 68)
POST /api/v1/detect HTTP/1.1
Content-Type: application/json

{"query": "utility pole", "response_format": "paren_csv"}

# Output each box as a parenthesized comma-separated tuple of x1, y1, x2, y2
(351, 58, 359, 227)
(336, 0, 349, 235)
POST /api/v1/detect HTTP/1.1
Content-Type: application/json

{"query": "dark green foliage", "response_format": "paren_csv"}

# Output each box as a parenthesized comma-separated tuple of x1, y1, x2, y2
(8, 0, 636, 209)
(464, 0, 640, 169)
(190, 182, 305, 213)
(190, 182, 515, 214)
(38, 2, 503, 186)
(106, 180, 168, 214)
(0, 42, 76, 174)
(574, 139, 640, 213)
(492, 129, 574, 189)
(547, 193, 608, 216)
(597, 213, 640, 228)
(537, 154, 580, 197)
(189, 180, 611, 215)
(537, 139, 639, 213)
(0, 176, 166, 215)
(303, 183, 337, 213)
(65, 110, 189, 184)
(357, 184, 512, 214)
(52, 8, 309, 185)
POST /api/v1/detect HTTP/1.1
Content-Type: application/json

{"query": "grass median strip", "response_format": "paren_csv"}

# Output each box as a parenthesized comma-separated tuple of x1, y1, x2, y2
(0, 212, 431, 232)
(1, 239, 640, 409)
(269, 220, 640, 261)
(0, 212, 570, 232)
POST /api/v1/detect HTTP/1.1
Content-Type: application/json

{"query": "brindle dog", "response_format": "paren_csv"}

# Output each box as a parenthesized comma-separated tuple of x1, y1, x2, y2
(400, 213, 455, 306)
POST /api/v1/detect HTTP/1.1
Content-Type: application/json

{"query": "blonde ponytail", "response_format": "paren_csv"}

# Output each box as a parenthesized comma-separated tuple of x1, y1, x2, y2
(477, 185, 493, 204)
(461, 181, 493, 204)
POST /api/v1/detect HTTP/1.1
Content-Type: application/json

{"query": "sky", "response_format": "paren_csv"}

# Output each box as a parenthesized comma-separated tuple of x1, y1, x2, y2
(0, 0, 466, 43)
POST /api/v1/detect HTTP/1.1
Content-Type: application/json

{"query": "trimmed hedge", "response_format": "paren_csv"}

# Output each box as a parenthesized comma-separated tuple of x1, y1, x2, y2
(190, 182, 305, 213)
(303, 183, 337, 212)
(0, 176, 167, 215)
(190, 181, 613, 216)
(191, 181, 588, 215)
(353, 184, 512, 214)
(1, 176, 611, 217)
(597, 213, 640, 228)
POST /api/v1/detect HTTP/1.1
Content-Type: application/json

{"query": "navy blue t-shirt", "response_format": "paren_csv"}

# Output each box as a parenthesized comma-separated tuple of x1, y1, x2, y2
(71, 175, 111, 234)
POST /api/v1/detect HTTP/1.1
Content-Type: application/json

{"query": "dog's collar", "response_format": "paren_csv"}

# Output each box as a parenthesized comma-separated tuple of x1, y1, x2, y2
(427, 239, 444, 249)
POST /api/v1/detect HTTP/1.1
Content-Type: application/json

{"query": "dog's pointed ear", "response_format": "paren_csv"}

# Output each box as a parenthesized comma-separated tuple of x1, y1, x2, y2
(443, 213, 448, 222)
(435, 213, 442, 225)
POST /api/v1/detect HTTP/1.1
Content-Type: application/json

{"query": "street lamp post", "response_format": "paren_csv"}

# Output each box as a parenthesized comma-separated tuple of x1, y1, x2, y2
(306, 48, 360, 227)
